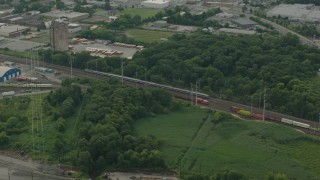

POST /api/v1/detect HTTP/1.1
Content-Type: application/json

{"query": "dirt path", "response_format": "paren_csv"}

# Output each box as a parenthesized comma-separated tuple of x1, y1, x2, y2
(179, 113, 211, 169)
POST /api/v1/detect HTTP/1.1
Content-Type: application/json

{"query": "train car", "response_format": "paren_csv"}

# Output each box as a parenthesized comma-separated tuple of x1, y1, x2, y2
(281, 118, 311, 129)
(292, 121, 310, 129)
(2, 91, 14, 97)
(230, 106, 241, 112)
(237, 109, 252, 117)
(84, 69, 210, 99)
(281, 118, 293, 125)
(22, 84, 52, 88)
(253, 113, 263, 120)
(195, 98, 209, 105)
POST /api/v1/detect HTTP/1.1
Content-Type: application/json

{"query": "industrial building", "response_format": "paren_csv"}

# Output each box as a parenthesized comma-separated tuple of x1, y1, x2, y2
(42, 10, 89, 22)
(231, 18, 257, 29)
(141, 0, 170, 9)
(50, 20, 69, 51)
(68, 23, 82, 33)
(267, 4, 320, 23)
(0, 25, 30, 37)
(87, 0, 105, 7)
(217, 28, 256, 35)
(0, 66, 21, 82)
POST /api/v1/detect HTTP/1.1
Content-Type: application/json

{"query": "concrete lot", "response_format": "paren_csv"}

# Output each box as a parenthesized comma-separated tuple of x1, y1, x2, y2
(0, 38, 44, 51)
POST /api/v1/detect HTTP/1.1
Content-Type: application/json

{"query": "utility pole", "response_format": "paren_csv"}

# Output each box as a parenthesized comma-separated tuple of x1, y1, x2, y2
(135, 71, 138, 88)
(195, 81, 198, 106)
(190, 83, 193, 105)
(121, 59, 124, 85)
(318, 113, 320, 132)
(250, 96, 253, 115)
(70, 56, 73, 78)
(262, 88, 266, 121)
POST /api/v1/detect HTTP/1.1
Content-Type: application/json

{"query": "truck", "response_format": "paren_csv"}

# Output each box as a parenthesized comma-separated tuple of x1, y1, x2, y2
(2, 91, 14, 97)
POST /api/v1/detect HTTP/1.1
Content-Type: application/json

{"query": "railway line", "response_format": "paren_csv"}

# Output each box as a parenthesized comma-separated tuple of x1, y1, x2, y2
(0, 54, 319, 135)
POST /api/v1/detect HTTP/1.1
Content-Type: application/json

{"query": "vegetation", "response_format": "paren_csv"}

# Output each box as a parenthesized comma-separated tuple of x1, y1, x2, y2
(112, 33, 320, 121)
(107, 14, 143, 29)
(119, 8, 161, 20)
(0, 79, 186, 177)
(0, 48, 32, 58)
(77, 28, 145, 45)
(249, 16, 274, 30)
(166, 7, 222, 27)
(13, 1, 54, 13)
(135, 109, 320, 179)
(40, 32, 320, 121)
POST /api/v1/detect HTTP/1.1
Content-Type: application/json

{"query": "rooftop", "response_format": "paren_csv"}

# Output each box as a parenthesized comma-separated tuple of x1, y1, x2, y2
(0, 66, 12, 77)
(142, 0, 170, 4)
(267, 4, 320, 22)
(232, 18, 257, 25)
(41, 10, 89, 19)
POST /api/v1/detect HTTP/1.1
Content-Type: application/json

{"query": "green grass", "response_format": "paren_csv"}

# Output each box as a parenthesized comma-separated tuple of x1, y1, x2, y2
(126, 29, 176, 43)
(0, 49, 31, 58)
(134, 106, 320, 179)
(119, 8, 160, 20)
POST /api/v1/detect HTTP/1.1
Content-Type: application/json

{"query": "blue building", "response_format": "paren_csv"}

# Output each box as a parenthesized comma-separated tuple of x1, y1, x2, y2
(0, 66, 21, 82)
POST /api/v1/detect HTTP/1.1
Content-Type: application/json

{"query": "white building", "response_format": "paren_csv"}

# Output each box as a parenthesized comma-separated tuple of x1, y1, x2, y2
(141, 0, 170, 8)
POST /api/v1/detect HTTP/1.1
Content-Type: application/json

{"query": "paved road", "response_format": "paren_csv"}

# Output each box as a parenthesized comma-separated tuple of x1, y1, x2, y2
(0, 155, 72, 180)
(250, 15, 320, 48)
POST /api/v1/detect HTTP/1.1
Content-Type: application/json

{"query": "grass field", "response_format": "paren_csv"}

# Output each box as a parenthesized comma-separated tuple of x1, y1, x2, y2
(119, 8, 161, 20)
(126, 29, 176, 43)
(134, 106, 320, 179)
(26, 32, 50, 44)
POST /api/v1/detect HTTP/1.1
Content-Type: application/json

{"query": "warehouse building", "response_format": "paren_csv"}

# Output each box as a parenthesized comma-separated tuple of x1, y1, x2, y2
(42, 10, 89, 22)
(0, 25, 30, 37)
(0, 66, 21, 82)
(141, 0, 170, 9)
(231, 18, 257, 29)
(267, 4, 320, 23)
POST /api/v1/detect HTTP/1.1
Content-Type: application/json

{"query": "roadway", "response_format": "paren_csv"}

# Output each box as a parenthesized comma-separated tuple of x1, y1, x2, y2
(247, 14, 320, 48)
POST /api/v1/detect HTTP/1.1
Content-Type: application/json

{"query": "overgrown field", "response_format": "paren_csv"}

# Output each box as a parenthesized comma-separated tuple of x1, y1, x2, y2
(134, 107, 320, 179)
(125, 29, 176, 43)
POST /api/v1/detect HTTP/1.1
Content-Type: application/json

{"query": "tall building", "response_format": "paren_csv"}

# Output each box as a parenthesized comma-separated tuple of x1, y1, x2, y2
(50, 20, 69, 51)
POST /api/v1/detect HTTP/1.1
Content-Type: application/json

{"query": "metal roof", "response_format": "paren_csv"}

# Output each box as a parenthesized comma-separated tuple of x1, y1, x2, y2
(0, 66, 12, 77)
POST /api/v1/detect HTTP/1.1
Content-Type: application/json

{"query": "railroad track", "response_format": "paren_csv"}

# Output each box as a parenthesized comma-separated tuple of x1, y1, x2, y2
(0, 54, 319, 133)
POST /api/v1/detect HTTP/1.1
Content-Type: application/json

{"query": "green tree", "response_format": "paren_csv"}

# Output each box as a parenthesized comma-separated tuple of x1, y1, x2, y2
(60, 97, 74, 118)
(0, 131, 9, 147)
(55, 117, 66, 132)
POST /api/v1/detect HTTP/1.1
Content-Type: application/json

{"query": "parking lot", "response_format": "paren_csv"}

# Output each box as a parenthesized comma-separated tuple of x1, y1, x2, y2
(72, 42, 139, 59)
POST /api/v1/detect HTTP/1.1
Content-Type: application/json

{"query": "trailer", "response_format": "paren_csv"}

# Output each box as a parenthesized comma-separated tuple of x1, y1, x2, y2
(2, 91, 14, 97)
